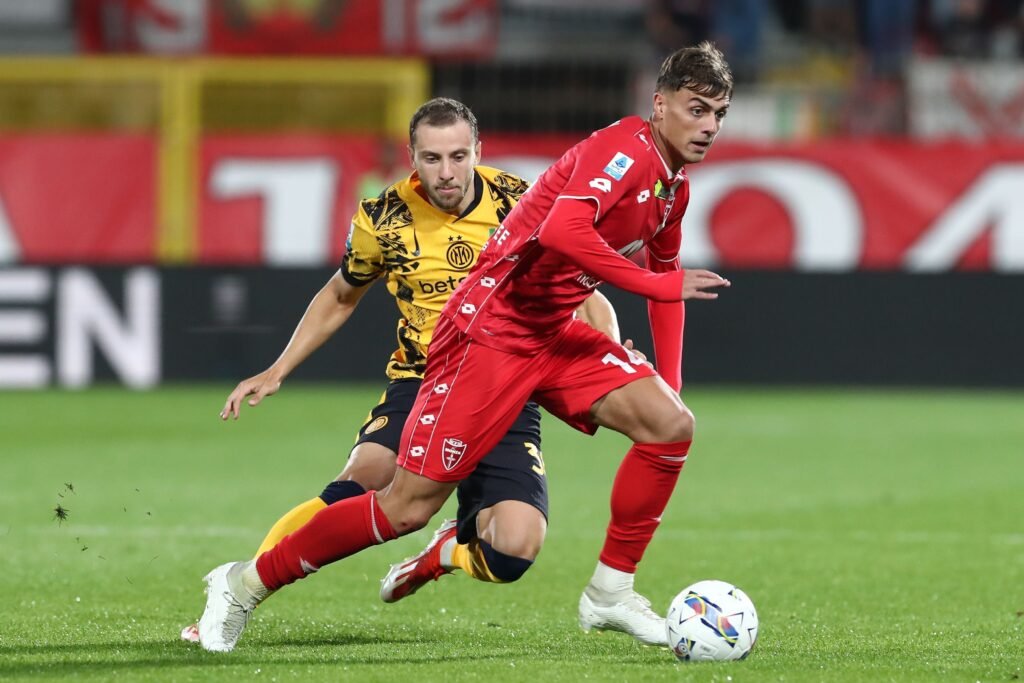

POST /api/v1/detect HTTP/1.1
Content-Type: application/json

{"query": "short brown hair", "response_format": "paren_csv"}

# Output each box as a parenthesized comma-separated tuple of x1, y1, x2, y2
(409, 97, 479, 147)
(656, 41, 733, 100)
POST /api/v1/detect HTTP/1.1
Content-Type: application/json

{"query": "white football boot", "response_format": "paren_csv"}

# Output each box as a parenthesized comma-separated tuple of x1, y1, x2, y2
(578, 586, 668, 646)
(197, 561, 262, 652)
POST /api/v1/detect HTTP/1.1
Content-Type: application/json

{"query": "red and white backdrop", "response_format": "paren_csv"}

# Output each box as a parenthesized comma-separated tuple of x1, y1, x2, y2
(75, 0, 498, 58)
(2, 133, 1023, 271)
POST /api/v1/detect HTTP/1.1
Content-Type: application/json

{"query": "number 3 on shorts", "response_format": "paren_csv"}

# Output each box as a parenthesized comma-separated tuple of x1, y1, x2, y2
(601, 350, 646, 374)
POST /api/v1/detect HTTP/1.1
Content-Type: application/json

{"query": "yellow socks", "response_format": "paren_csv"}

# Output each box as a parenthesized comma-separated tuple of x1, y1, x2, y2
(449, 539, 504, 583)
(253, 497, 326, 558)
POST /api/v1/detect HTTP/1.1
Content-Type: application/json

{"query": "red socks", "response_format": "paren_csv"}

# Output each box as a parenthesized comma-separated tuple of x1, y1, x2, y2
(599, 440, 691, 573)
(256, 491, 397, 591)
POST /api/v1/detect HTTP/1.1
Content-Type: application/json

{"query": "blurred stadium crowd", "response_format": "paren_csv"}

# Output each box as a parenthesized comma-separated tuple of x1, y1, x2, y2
(0, 0, 1021, 137)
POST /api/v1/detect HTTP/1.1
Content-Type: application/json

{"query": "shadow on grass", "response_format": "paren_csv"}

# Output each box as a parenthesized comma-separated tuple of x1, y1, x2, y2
(0, 632, 431, 677)
(0, 628, 676, 678)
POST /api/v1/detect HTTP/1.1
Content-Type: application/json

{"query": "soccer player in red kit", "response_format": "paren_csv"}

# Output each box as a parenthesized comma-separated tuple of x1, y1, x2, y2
(197, 41, 734, 653)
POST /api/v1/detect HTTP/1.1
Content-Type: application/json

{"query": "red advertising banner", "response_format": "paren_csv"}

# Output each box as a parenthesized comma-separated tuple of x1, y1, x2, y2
(0, 134, 157, 263)
(76, 0, 498, 58)
(3, 133, 1024, 271)
(198, 134, 404, 265)
(484, 136, 1024, 272)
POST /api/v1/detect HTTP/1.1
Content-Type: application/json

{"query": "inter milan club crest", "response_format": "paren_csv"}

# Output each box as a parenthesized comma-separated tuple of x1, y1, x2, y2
(363, 416, 388, 434)
(446, 235, 474, 270)
(442, 437, 468, 471)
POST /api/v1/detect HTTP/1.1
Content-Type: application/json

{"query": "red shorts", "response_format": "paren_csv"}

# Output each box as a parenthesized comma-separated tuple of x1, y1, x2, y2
(397, 315, 659, 482)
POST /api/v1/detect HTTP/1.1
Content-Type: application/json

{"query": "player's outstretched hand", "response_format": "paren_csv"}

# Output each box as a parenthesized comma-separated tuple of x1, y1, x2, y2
(220, 370, 282, 420)
(682, 269, 730, 300)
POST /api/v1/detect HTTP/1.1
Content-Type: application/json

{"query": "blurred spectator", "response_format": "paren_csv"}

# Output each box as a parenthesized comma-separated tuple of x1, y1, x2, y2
(929, 0, 991, 58)
(806, 0, 857, 56)
(645, 0, 712, 60)
(987, 0, 1024, 59)
(710, 0, 764, 82)
(858, 0, 917, 77)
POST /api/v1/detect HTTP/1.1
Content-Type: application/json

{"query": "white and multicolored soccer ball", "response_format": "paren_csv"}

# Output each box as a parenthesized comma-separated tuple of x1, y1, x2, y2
(665, 580, 759, 662)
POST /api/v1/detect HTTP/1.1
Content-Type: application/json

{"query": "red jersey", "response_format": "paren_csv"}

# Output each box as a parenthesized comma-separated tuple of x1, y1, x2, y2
(444, 116, 689, 375)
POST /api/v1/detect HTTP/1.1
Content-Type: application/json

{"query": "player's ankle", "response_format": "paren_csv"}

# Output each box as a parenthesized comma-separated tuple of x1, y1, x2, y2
(438, 537, 458, 570)
(230, 560, 271, 603)
(587, 561, 635, 597)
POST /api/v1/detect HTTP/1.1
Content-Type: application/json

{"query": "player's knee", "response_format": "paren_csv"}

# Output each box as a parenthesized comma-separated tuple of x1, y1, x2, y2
(379, 495, 442, 535)
(479, 502, 546, 561)
(480, 540, 535, 582)
(386, 507, 433, 535)
(651, 404, 694, 444)
(489, 524, 545, 562)
(338, 444, 398, 491)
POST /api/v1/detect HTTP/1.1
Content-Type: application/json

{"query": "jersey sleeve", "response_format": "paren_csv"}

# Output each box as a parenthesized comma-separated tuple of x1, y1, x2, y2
(558, 129, 644, 220)
(340, 202, 384, 287)
(537, 198, 685, 302)
(646, 211, 685, 391)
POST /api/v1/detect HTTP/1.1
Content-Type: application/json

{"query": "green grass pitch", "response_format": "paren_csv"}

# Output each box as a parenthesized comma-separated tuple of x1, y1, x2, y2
(1, 385, 1022, 682)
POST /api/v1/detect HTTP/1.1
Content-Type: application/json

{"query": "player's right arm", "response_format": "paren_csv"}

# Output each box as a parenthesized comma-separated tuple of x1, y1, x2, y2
(220, 272, 371, 420)
(222, 204, 384, 420)
(537, 199, 727, 302)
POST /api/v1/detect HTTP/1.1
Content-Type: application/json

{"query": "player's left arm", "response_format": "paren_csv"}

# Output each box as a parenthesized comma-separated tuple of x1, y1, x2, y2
(646, 222, 686, 392)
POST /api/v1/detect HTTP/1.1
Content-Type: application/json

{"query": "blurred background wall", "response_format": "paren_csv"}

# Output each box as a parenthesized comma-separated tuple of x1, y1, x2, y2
(0, 0, 1022, 388)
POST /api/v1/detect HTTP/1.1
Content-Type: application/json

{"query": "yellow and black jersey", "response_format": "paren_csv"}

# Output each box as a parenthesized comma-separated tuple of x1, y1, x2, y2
(341, 165, 530, 380)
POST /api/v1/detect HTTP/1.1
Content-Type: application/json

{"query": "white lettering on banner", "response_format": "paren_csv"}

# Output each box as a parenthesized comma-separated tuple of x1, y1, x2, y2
(905, 165, 1024, 272)
(134, 0, 206, 53)
(0, 194, 20, 263)
(0, 269, 160, 388)
(211, 159, 338, 265)
(0, 269, 50, 387)
(382, 0, 405, 48)
(383, 0, 492, 53)
(417, 0, 490, 51)
(678, 160, 863, 271)
(909, 59, 1024, 138)
(57, 269, 160, 388)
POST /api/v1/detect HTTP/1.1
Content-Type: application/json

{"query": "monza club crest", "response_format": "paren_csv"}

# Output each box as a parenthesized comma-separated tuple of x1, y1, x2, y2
(442, 438, 468, 471)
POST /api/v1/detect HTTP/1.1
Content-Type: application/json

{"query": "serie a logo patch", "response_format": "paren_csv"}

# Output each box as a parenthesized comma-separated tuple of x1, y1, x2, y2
(603, 152, 634, 181)
(364, 416, 388, 434)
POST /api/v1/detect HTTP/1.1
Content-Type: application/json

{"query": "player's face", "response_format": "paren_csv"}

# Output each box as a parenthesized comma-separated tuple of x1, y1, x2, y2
(409, 121, 481, 213)
(651, 87, 729, 168)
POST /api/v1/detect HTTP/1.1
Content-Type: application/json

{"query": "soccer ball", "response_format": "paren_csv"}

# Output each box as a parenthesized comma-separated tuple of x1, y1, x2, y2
(665, 579, 758, 662)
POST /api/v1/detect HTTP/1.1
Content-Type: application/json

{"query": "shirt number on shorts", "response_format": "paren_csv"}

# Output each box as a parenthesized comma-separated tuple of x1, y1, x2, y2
(525, 442, 546, 476)
(602, 350, 646, 374)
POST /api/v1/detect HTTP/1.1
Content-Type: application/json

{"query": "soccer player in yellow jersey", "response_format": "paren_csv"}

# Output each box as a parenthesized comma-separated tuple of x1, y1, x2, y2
(181, 98, 627, 643)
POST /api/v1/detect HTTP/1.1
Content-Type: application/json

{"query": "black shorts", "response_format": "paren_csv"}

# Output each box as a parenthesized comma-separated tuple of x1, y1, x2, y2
(355, 378, 548, 544)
